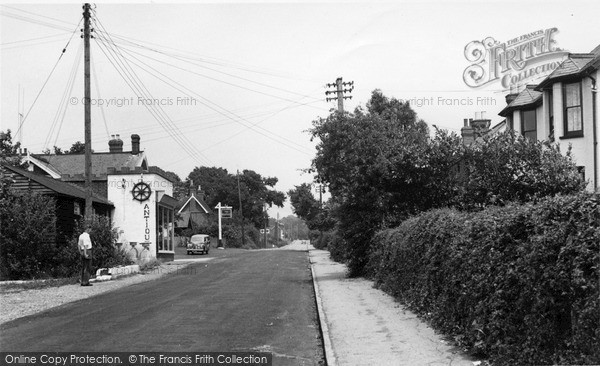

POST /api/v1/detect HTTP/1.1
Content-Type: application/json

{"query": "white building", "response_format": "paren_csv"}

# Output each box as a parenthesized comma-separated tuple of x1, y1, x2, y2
(498, 45, 600, 192)
(25, 134, 178, 262)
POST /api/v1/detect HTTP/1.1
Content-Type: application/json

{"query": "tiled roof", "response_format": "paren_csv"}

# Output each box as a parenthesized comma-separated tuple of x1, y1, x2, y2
(2, 163, 113, 206)
(546, 54, 596, 79)
(536, 46, 600, 90)
(32, 152, 146, 179)
(499, 85, 542, 116)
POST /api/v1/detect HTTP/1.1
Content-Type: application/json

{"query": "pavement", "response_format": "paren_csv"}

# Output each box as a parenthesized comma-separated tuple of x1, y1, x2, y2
(283, 240, 477, 366)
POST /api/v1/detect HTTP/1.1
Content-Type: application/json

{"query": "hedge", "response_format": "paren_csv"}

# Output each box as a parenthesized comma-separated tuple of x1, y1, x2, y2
(367, 193, 599, 365)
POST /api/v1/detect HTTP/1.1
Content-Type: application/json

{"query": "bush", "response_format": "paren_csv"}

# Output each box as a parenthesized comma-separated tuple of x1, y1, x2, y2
(71, 215, 133, 275)
(368, 193, 599, 365)
(0, 191, 58, 279)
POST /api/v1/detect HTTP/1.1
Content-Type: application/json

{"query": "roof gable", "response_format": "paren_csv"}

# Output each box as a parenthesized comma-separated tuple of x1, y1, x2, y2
(177, 194, 211, 214)
(2, 163, 113, 206)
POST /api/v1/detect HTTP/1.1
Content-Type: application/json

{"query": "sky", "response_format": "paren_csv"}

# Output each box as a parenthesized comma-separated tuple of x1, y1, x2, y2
(1, 0, 599, 218)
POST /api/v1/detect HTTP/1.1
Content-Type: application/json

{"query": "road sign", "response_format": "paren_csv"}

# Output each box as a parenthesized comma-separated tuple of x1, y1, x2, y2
(221, 207, 232, 218)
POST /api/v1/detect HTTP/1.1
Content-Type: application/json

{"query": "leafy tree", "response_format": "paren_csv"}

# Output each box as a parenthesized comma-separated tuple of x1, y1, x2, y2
(288, 183, 335, 234)
(310, 90, 435, 275)
(187, 167, 285, 229)
(1, 130, 25, 196)
(0, 129, 22, 167)
(68, 141, 86, 154)
(161, 170, 187, 201)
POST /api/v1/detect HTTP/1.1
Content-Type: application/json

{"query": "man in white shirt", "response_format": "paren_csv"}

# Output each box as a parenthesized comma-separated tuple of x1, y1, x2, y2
(78, 225, 93, 286)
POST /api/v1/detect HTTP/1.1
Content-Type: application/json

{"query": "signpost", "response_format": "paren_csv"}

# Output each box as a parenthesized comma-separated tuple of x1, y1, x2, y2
(215, 202, 233, 249)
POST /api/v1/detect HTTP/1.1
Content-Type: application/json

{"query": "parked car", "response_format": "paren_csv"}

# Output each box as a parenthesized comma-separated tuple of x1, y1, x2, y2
(187, 234, 211, 255)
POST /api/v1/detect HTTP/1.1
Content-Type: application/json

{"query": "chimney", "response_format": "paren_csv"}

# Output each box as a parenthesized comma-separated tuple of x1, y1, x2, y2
(505, 93, 519, 105)
(108, 134, 123, 153)
(196, 186, 206, 201)
(461, 119, 475, 145)
(470, 111, 491, 137)
(131, 134, 140, 155)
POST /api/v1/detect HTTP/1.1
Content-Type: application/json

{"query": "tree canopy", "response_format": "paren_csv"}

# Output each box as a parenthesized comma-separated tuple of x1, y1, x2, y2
(308, 90, 585, 276)
(187, 166, 285, 228)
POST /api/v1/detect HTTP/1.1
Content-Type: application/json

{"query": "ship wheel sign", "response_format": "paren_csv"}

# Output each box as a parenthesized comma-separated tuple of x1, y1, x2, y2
(131, 181, 152, 202)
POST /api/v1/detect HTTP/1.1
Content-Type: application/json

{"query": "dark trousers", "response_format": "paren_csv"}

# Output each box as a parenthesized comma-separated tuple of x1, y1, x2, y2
(81, 255, 92, 285)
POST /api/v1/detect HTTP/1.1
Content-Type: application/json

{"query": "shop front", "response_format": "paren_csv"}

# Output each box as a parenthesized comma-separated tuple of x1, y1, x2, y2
(107, 167, 177, 262)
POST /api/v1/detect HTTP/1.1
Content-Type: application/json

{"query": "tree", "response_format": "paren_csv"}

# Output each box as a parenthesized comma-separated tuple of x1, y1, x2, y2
(187, 166, 285, 229)
(1, 130, 24, 196)
(310, 90, 434, 276)
(0, 130, 22, 167)
(68, 141, 86, 154)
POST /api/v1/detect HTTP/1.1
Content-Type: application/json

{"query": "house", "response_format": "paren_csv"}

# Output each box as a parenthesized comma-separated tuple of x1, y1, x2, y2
(22, 134, 179, 262)
(498, 44, 600, 192)
(1, 163, 113, 245)
(175, 186, 212, 233)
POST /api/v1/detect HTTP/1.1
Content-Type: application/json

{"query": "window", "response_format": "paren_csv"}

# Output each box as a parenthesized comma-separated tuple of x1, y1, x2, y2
(157, 204, 174, 252)
(563, 82, 583, 137)
(521, 109, 537, 140)
(507, 115, 513, 131)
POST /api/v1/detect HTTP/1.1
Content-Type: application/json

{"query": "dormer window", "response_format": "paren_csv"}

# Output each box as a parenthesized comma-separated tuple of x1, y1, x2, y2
(563, 82, 583, 138)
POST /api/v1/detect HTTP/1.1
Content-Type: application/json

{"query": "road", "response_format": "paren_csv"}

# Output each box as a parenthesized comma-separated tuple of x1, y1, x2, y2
(0, 249, 325, 365)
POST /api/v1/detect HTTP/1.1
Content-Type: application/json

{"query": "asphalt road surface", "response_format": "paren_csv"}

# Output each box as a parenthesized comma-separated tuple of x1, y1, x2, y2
(0, 249, 325, 365)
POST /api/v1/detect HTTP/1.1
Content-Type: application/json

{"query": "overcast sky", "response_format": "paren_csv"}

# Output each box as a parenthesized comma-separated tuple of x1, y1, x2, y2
(1, 0, 599, 217)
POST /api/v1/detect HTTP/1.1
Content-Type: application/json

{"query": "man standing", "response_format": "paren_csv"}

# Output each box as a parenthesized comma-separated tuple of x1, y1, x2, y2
(78, 225, 93, 286)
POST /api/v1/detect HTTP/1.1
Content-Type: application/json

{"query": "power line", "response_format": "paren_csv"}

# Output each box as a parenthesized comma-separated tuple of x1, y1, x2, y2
(91, 12, 211, 166)
(107, 38, 324, 110)
(44, 41, 83, 151)
(109, 40, 316, 155)
(110, 36, 323, 103)
(14, 17, 83, 137)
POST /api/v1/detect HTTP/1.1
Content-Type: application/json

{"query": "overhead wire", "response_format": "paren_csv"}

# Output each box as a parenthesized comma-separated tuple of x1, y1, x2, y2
(108, 41, 316, 155)
(91, 11, 211, 165)
(43, 40, 83, 151)
(112, 42, 324, 110)
(14, 16, 83, 138)
(112, 38, 323, 103)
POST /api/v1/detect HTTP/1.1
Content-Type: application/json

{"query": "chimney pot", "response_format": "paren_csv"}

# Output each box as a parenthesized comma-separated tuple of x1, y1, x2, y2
(463, 118, 469, 127)
(108, 135, 124, 153)
(131, 134, 141, 155)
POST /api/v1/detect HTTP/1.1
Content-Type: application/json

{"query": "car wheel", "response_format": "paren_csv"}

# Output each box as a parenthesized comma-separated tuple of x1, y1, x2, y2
(187, 251, 191, 255)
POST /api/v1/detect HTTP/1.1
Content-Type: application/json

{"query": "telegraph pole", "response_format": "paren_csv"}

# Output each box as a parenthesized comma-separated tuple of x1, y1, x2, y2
(83, 3, 93, 219)
(326, 77, 354, 112)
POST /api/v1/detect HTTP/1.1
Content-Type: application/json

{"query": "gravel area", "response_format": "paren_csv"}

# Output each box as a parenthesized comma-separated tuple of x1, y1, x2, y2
(0, 261, 196, 325)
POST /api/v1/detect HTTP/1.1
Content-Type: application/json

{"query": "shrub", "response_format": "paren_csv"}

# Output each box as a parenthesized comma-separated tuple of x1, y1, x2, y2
(0, 191, 58, 279)
(71, 215, 133, 274)
(368, 193, 599, 365)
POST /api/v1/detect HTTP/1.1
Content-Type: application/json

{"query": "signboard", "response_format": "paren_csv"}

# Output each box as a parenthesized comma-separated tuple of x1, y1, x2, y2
(221, 207, 232, 218)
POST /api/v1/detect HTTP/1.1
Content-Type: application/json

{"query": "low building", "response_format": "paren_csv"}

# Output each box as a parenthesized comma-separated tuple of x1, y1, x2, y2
(1, 163, 113, 245)
(175, 187, 212, 233)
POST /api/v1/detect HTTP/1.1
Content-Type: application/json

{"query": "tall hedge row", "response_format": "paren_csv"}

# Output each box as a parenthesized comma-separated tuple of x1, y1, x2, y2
(367, 193, 599, 365)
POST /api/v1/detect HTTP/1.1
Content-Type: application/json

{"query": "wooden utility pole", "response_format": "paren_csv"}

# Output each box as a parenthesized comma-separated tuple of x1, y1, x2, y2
(326, 77, 354, 112)
(83, 3, 93, 219)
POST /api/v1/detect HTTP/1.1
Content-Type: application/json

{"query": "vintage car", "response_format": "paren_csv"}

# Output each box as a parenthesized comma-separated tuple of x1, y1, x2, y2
(187, 234, 211, 255)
